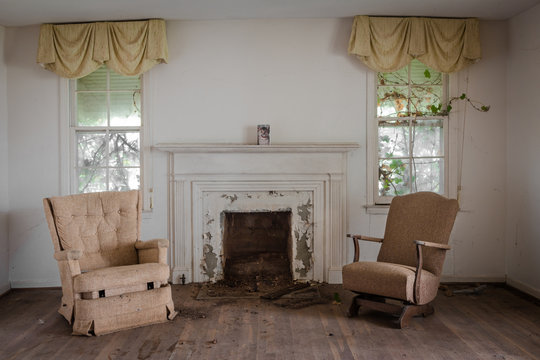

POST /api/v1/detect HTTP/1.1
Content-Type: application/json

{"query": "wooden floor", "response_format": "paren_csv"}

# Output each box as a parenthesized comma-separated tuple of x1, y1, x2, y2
(1, 284, 539, 360)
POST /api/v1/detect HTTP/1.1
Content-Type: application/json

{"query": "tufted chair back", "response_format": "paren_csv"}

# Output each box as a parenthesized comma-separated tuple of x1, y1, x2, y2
(46, 190, 141, 271)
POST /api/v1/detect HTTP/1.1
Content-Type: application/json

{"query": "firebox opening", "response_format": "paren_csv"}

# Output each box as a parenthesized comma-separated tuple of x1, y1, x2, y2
(222, 210, 293, 284)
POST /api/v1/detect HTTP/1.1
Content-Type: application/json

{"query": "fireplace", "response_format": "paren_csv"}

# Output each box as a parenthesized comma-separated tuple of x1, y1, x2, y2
(222, 210, 292, 284)
(154, 143, 359, 284)
(200, 190, 314, 283)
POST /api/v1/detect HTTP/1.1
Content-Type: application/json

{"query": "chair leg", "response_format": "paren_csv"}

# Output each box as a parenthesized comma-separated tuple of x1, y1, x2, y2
(347, 295, 361, 317)
(396, 303, 434, 328)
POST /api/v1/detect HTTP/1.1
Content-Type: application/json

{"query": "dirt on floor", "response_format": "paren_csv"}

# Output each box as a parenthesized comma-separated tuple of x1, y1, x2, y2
(193, 280, 338, 309)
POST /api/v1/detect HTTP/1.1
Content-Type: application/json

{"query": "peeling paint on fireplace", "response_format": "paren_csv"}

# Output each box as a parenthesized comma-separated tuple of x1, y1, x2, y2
(202, 244, 218, 279)
(294, 228, 312, 277)
(297, 199, 312, 223)
(221, 194, 238, 203)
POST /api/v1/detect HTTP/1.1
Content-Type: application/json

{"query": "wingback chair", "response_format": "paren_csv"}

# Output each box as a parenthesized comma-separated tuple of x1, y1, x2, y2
(342, 192, 459, 328)
(43, 190, 177, 335)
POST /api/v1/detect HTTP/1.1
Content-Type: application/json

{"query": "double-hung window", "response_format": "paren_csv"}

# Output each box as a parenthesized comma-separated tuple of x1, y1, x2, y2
(372, 59, 449, 204)
(71, 66, 142, 193)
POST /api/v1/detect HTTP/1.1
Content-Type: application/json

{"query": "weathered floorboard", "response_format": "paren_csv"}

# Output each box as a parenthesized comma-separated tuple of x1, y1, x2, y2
(0, 284, 539, 360)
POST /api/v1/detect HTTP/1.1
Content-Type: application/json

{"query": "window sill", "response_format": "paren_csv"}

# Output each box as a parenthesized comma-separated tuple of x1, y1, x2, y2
(364, 204, 390, 215)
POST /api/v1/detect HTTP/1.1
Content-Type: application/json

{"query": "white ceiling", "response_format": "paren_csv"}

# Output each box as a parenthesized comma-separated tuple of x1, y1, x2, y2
(0, 0, 539, 27)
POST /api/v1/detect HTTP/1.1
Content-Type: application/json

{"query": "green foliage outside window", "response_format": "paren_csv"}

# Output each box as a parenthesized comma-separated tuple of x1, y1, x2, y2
(376, 60, 489, 199)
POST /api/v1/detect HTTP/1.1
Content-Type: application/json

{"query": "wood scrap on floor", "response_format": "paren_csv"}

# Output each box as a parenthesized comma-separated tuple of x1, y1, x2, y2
(260, 282, 310, 300)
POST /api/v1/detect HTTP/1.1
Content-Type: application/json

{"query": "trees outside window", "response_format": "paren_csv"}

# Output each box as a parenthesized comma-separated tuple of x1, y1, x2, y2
(375, 60, 448, 204)
(72, 66, 142, 193)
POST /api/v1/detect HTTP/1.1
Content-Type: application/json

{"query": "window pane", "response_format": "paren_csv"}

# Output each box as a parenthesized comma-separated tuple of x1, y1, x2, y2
(378, 120, 409, 158)
(412, 158, 444, 193)
(378, 65, 408, 85)
(77, 93, 107, 126)
(412, 119, 444, 157)
(379, 158, 410, 197)
(110, 168, 140, 191)
(77, 168, 107, 193)
(410, 85, 443, 116)
(110, 71, 141, 90)
(377, 86, 409, 117)
(110, 92, 141, 126)
(76, 67, 107, 91)
(109, 132, 140, 167)
(77, 132, 107, 167)
(410, 60, 442, 85)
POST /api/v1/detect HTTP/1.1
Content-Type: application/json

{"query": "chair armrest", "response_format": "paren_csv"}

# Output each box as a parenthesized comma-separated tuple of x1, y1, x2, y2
(136, 239, 169, 264)
(347, 234, 384, 262)
(52, 250, 82, 323)
(347, 234, 383, 243)
(53, 250, 82, 277)
(411, 240, 450, 304)
(53, 249, 83, 261)
(414, 240, 451, 251)
(135, 239, 169, 250)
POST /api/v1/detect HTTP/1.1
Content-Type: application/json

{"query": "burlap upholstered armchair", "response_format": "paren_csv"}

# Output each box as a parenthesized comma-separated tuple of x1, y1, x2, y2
(342, 192, 458, 328)
(43, 190, 177, 335)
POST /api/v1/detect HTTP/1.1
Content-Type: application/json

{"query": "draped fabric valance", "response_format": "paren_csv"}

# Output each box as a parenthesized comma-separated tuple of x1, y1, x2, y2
(348, 16, 481, 73)
(37, 19, 168, 78)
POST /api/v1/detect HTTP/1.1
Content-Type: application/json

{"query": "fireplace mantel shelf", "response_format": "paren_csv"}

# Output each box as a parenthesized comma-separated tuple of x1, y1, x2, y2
(153, 143, 360, 153)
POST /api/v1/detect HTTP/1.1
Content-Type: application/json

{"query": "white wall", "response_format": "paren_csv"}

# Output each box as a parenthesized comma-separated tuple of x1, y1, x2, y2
(4, 18, 514, 288)
(442, 21, 508, 282)
(5, 26, 61, 287)
(506, 4, 540, 297)
(0, 25, 10, 294)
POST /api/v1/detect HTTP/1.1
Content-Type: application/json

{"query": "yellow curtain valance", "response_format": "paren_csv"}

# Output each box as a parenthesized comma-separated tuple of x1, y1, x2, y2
(36, 19, 168, 78)
(348, 16, 481, 73)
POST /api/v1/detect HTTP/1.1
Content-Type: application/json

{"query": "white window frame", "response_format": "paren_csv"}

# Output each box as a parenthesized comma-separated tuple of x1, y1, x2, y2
(59, 72, 154, 211)
(365, 70, 459, 213)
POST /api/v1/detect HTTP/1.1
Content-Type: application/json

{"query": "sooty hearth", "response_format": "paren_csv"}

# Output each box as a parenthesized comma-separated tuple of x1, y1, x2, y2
(222, 210, 292, 285)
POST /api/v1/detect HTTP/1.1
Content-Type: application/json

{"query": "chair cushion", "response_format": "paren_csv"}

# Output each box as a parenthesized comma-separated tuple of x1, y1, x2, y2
(73, 263, 170, 294)
(342, 261, 440, 305)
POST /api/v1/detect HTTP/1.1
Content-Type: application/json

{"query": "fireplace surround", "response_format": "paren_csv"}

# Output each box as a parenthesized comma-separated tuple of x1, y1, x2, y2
(154, 143, 359, 284)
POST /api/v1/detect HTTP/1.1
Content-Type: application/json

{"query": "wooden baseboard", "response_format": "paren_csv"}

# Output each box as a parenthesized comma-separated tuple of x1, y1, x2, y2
(0, 283, 11, 297)
(440, 275, 506, 283)
(506, 278, 540, 301)
(10, 279, 60, 289)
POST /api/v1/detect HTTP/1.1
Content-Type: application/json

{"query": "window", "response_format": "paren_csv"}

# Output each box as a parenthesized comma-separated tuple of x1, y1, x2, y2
(71, 67, 142, 193)
(372, 60, 449, 204)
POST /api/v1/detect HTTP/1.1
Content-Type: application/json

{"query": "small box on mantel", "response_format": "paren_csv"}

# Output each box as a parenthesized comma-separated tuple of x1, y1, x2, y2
(257, 125, 270, 145)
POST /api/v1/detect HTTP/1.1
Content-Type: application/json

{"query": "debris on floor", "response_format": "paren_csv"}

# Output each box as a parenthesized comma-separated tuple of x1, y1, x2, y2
(271, 285, 327, 309)
(440, 284, 488, 297)
(260, 282, 310, 300)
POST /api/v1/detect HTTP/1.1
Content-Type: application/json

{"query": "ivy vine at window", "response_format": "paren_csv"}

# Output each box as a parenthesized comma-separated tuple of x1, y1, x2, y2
(376, 59, 447, 202)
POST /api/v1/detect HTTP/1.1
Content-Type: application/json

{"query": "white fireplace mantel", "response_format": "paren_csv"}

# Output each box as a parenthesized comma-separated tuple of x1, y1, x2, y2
(153, 142, 360, 153)
(154, 142, 359, 285)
